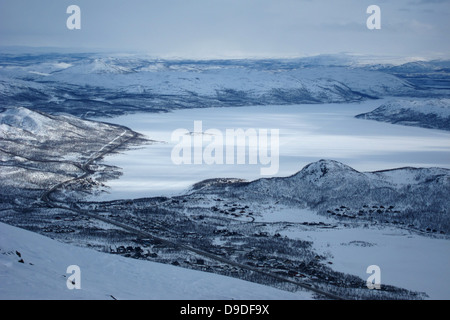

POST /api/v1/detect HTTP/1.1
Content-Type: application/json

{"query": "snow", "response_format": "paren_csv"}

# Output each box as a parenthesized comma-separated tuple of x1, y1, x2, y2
(28, 71, 50, 77)
(216, 200, 450, 300)
(282, 224, 450, 300)
(366, 98, 450, 118)
(53, 62, 73, 69)
(368, 167, 450, 187)
(254, 206, 329, 224)
(0, 222, 312, 300)
(288, 66, 414, 97)
(0, 106, 55, 134)
(45, 57, 414, 100)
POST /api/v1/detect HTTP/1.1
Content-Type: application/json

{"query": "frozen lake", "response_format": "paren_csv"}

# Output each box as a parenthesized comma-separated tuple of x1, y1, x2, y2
(91, 99, 450, 200)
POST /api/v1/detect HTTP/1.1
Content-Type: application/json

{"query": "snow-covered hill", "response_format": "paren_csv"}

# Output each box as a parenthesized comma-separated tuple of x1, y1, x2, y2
(0, 222, 311, 300)
(0, 106, 146, 208)
(58, 58, 136, 75)
(51, 59, 412, 99)
(2, 53, 443, 118)
(356, 98, 450, 131)
(241, 159, 449, 200)
(0, 106, 140, 163)
(194, 159, 450, 234)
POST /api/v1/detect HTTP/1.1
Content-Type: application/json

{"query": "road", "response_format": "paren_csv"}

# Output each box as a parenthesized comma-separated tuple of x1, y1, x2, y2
(41, 130, 134, 205)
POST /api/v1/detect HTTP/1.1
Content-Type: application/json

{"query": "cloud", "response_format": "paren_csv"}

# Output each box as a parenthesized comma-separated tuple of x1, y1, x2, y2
(409, 0, 450, 4)
(0, 0, 448, 59)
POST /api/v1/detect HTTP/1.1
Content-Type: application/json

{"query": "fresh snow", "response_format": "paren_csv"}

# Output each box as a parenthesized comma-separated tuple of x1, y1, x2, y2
(242, 201, 450, 299)
(0, 222, 312, 300)
(48, 59, 413, 98)
(282, 224, 450, 300)
(361, 98, 450, 118)
(0, 106, 55, 134)
(356, 98, 450, 130)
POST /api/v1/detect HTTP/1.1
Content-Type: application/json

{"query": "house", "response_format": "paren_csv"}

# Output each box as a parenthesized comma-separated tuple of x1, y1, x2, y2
(288, 270, 298, 277)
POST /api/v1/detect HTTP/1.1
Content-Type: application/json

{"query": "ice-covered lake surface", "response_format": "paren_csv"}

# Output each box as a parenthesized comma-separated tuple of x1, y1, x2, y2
(90, 99, 450, 201)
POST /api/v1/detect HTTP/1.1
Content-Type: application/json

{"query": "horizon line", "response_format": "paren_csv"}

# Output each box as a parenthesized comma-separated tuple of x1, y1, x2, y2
(0, 45, 448, 64)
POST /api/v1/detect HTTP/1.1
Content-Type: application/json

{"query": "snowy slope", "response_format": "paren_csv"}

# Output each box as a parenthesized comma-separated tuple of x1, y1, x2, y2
(50, 59, 414, 99)
(2, 53, 433, 118)
(0, 106, 135, 156)
(239, 160, 394, 205)
(0, 106, 144, 204)
(0, 106, 112, 139)
(244, 159, 450, 198)
(356, 98, 450, 131)
(58, 58, 135, 75)
(288, 67, 415, 97)
(283, 223, 450, 300)
(0, 222, 312, 300)
(0, 106, 61, 135)
(179, 159, 450, 299)
(195, 159, 450, 233)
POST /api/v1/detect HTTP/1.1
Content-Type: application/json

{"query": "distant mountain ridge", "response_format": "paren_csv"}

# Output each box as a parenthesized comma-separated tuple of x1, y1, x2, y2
(1, 53, 448, 118)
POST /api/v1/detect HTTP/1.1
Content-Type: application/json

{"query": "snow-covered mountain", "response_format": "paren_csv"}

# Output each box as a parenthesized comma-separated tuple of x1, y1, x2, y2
(0, 106, 146, 208)
(355, 98, 450, 131)
(2, 52, 445, 118)
(51, 59, 412, 99)
(0, 106, 138, 159)
(57, 58, 136, 75)
(372, 60, 450, 74)
(193, 159, 450, 234)
(0, 222, 311, 300)
(0, 106, 57, 135)
(366, 59, 450, 91)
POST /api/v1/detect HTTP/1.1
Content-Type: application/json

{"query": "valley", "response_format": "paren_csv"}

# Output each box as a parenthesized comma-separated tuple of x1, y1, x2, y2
(1, 53, 449, 300)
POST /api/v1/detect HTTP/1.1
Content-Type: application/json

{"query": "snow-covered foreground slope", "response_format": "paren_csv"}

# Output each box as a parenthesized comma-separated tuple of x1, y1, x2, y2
(0, 222, 312, 300)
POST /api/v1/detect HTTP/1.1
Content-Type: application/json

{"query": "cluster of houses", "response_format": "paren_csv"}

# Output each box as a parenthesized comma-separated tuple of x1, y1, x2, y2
(42, 225, 75, 234)
(327, 204, 398, 219)
(326, 205, 446, 235)
(110, 245, 158, 259)
(211, 203, 252, 218)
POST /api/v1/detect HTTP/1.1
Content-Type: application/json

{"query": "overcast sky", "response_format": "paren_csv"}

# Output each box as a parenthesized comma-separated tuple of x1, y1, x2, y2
(0, 0, 449, 59)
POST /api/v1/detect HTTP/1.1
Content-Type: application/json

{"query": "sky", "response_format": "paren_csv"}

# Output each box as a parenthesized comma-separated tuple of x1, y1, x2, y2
(0, 0, 449, 59)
